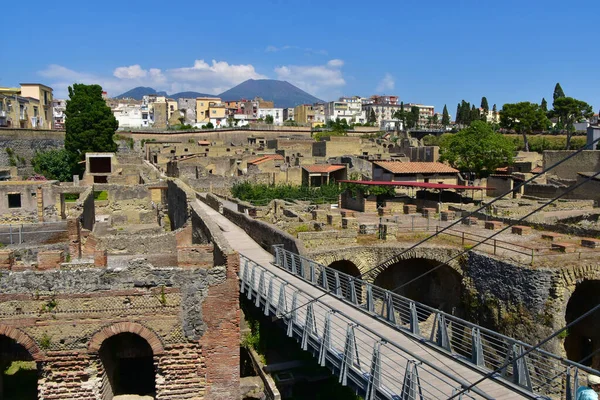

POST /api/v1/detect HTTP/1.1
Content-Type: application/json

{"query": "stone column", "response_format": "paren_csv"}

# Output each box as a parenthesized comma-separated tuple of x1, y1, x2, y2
(37, 186, 44, 222)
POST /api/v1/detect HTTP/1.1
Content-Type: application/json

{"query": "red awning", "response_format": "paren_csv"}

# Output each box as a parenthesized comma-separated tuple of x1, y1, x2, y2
(338, 180, 487, 190)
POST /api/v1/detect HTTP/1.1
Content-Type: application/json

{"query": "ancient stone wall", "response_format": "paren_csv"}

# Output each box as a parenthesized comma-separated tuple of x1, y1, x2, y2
(543, 150, 600, 180)
(200, 193, 306, 255)
(0, 129, 65, 173)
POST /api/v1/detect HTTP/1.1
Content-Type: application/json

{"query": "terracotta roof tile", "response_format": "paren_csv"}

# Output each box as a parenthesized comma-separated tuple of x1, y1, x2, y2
(303, 164, 346, 173)
(374, 161, 458, 174)
(248, 154, 284, 165)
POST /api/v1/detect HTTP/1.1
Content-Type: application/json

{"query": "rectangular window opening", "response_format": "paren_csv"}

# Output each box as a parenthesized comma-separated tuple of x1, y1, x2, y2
(8, 193, 22, 208)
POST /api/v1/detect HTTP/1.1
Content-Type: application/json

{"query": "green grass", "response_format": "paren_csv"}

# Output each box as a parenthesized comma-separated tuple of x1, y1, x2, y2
(64, 193, 80, 202)
(93, 191, 108, 201)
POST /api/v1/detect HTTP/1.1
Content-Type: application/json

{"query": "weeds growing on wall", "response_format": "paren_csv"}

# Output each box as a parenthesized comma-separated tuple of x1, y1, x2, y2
(231, 182, 342, 205)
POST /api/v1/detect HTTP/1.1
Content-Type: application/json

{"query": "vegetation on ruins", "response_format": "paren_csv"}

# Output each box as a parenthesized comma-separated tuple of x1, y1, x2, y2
(231, 182, 342, 205)
(32, 149, 74, 182)
(264, 114, 274, 124)
(440, 120, 515, 177)
(65, 84, 119, 176)
(499, 101, 550, 152)
(548, 96, 594, 149)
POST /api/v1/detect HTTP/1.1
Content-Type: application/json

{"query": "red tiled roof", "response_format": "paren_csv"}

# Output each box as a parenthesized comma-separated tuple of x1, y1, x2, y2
(531, 166, 543, 174)
(374, 161, 458, 174)
(303, 164, 346, 173)
(248, 154, 284, 165)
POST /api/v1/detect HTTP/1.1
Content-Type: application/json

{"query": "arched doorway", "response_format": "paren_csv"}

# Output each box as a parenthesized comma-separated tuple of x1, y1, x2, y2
(565, 280, 600, 369)
(327, 260, 362, 301)
(0, 335, 38, 400)
(373, 258, 464, 318)
(99, 333, 156, 398)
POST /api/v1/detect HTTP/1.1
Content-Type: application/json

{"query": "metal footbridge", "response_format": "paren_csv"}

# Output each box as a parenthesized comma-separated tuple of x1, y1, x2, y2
(196, 198, 593, 399)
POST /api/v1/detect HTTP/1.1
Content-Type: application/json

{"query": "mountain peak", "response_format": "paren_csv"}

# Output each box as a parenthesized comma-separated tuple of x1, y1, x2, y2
(115, 79, 323, 107)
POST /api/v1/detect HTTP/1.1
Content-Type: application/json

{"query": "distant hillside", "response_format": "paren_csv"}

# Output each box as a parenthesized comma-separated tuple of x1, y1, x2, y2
(115, 79, 323, 107)
(218, 79, 323, 108)
(169, 91, 215, 100)
(115, 87, 167, 99)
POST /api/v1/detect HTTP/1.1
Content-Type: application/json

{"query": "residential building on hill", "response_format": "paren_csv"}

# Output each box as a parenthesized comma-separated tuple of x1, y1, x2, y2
(52, 99, 66, 129)
(256, 108, 284, 125)
(0, 84, 54, 129)
(324, 96, 367, 124)
(196, 97, 222, 125)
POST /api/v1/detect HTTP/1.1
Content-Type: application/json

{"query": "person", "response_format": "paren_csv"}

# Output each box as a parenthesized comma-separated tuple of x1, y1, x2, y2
(577, 375, 600, 400)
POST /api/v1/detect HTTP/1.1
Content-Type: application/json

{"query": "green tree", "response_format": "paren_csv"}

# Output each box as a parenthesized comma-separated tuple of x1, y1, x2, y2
(439, 120, 515, 177)
(500, 102, 550, 152)
(549, 97, 594, 149)
(480, 97, 489, 112)
(32, 149, 74, 182)
(441, 104, 450, 127)
(492, 104, 497, 113)
(265, 114, 274, 124)
(368, 109, 377, 124)
(65, 84, 118, 175)
(541, 98, 548, 112)
(553, 83, 565, 106)
(409, 106, 420, 129)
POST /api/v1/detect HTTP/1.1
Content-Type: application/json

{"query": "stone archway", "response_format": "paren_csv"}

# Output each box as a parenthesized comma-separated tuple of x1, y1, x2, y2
(0, 327, 41, 400)
(564, 280, 600, 369)
(372, 257, 466, 318)
(328, 260, 362, 301)
(89, 322, 164, 400)
(88, 321, 165, 355)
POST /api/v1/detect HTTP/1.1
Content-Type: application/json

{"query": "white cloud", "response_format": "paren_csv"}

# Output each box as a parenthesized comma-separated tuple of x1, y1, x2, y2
(38, 59, 266, 98)
(274, 59, 346, 99)
(376, 73, 395, 93)
(113, 64, 149, 79)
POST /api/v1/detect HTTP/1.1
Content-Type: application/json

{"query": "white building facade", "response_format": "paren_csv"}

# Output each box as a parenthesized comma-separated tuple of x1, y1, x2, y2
(256, 107, 284, 125)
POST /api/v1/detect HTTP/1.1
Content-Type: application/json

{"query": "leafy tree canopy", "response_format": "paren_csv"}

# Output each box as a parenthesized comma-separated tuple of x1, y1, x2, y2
(500, 102, 550, 151)
(32, 149, 74, 182)
(65, 84, 118, 175)
(549, 97, 594, 149)
(265, 114, 274, 124)
(439, 120, 515, 177)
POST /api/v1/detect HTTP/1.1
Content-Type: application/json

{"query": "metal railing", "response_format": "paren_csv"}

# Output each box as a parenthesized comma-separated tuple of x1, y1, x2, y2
(0, 221, 67, 245)
(272, 246, 598, 399)
(240, 253, 487, 400)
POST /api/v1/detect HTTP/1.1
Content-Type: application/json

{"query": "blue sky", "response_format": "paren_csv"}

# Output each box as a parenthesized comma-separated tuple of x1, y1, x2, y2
(3, 0, 599, 114)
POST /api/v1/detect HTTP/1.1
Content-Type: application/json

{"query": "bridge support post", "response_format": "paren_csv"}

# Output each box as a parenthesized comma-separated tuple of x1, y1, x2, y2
(309, 262, 316, 284)
(276, 283, 288, 317)
(318, 311, 333, 367)
(339, 324, 357, 386)
(349, 278, 358, 305)
(265, 276, 275, 316)
(302, 303, 316, 350)
(321, 265, 329, 291)
(290, 254, 297, 274)
(383, 292, 397, 325)
(287, 290, 299, 337)
(431, 313, 451, 351)
(565, 367, 578, 400)
(334, 271, 342, 297)
(247, 263, 256, 300)
(255, 270, 265, 308)
(409, 301, 420, 335)
(400, 360, 424, 400)
(365, 284, 374, 313)
(471, 327, 484, 366)
(364, 341, 382, 400)
(511, 344, 533, 391)
(241, 258, 249, 294)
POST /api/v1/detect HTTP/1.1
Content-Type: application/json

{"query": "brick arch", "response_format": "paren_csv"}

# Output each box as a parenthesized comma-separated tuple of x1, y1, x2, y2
(88, 322, 165, 355)
(309, 246, 465, 283)
(0, 324, 43, 361)
(364, 247, 465, 282)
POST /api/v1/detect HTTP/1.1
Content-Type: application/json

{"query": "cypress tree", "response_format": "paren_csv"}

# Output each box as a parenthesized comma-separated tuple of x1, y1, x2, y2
(553, 83, 565, 105)
(480, 97, 489, 112)
(442, 104, 450, 126)
(541, 98, 548, 112)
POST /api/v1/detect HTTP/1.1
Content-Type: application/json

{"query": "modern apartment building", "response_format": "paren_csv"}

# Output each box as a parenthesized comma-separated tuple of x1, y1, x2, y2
(19, 83, 54, 129)
(52, 99, 66, 129)
(256, 108, 284, 125)
(325, 96, 367, 124)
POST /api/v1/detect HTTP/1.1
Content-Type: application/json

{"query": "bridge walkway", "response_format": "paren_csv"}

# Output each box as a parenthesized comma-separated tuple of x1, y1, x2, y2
(195, 198, 533, 399)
